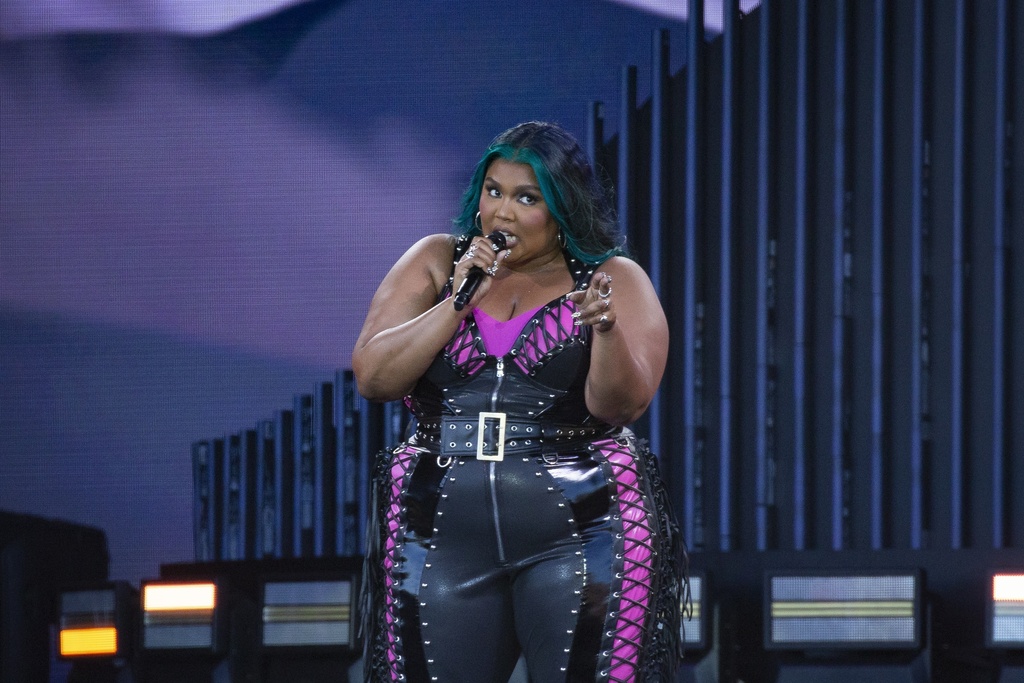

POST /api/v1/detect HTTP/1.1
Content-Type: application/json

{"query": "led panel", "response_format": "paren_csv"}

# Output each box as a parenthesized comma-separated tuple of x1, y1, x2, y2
(60, 589, 119, 657)
(58, 584, 132, 659)
(989, 572, 1024, 647)
(262, 578, 356, 649)
(765, 571, 922, 650)
(680, 572, 706, 650)
(142, 581, 219, 651)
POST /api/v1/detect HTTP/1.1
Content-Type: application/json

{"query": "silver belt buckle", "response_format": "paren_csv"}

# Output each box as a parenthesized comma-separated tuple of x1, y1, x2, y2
(477, 412, 506, 462)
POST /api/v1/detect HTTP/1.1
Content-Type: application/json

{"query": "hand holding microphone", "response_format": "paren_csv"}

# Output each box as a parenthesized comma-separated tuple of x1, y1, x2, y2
(453, 232, 507, 311)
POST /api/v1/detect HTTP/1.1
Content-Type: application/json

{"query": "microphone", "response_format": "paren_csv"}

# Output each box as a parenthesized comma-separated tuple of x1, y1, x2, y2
(452, 231, 507, 311)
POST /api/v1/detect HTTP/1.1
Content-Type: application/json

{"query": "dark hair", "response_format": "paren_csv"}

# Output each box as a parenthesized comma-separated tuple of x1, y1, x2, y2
(453, 121, 625, 264)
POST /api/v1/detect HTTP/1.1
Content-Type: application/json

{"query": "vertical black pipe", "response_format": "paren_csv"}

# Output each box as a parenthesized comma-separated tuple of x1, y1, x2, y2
(793, 0, 811, 551)
(682, 0, 705, 546)
(950, 0, 967, 550)
(909, 0, 930, 550)
(830, 0, 851, 551)
(754, 0, 776, 551)
(869, 0, 890, 550)
(992, 0, 1009, 548)
(718, 0, 740, 552)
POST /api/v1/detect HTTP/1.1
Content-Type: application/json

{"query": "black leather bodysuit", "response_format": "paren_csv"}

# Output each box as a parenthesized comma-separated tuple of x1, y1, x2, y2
(363, 237, 683, 682)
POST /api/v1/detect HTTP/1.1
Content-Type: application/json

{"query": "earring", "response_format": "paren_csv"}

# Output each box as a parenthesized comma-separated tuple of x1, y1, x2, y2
(474, 211, 483, 233)
(557, 230, 567, 249)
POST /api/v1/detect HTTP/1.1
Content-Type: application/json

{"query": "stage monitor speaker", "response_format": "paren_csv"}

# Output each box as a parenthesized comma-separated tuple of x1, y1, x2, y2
(138, 578, 259, 683)
(990, 573, 1024, 683)
(765, 570, 923, 651)
(678, 572, 718, 682)
(765, 570, 928, 683)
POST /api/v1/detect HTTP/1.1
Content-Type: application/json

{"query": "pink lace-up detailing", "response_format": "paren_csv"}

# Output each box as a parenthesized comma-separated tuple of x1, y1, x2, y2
(513, 298, 581, 373)
(381, 447, 418, 680)
(603, 442, 655, 683)
(445, 316, 487, 374)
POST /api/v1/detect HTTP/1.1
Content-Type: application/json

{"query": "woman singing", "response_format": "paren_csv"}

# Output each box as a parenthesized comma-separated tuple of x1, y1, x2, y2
(353, 121, 684, 682)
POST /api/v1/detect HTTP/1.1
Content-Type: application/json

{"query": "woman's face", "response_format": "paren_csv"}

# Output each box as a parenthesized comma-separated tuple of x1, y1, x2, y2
(478, 158, 561, 263)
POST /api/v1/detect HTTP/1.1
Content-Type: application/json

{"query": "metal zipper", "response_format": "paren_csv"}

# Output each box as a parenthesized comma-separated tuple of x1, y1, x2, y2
(489, 357, 507, 563)
(490, 357, 505, 408)
(489, 461, 506, 563)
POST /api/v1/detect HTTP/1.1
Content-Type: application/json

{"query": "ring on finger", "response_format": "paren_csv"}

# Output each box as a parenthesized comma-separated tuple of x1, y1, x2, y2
(599, 314, 609, 324)
(602, 298, 610, 308)
(486, 261, 499, 276)
(598, 286, 612, 299)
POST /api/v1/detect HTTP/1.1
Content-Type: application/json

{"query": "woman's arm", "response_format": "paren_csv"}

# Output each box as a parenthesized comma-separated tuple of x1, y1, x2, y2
(568, 257, 669, 426)
(351, 234, 464, 402)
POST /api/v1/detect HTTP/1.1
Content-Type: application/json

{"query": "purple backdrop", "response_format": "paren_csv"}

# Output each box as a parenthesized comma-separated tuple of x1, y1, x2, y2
(1, 0, 693, 584)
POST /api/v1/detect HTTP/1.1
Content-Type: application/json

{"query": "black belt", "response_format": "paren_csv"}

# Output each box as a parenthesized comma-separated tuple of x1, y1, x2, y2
(415, 414, 612, 462)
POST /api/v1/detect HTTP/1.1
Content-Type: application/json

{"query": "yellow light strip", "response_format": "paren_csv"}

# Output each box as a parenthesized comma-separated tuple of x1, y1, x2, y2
(144, 583, 216, 612)
(60, 627, 118, 657)
(994, 574, 1024, 602)
(772, 601, 914, 618)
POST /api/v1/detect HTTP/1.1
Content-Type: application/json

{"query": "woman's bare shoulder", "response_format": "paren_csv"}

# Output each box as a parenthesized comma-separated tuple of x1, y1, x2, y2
(380, 233, 461, 295)
(598, 255, 648, 281)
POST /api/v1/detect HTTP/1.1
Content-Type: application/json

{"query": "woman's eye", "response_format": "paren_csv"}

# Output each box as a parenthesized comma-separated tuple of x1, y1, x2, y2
(519, 194, 538, 205)
(486, 187, 501, 198)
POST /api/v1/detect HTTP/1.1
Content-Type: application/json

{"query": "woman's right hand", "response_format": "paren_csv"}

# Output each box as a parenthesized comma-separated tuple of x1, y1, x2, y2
(451, 234, 509, 310)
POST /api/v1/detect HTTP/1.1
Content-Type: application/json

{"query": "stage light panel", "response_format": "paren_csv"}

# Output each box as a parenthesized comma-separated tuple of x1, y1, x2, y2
(58, 583, 134, 659)
(765, 571, 922, 650)
(262, 578, 357, 649)
(60, 627, 118, 657)
(989, 572, 1024, 647)
(141, 580, 220, 651)
(680, 572, 707, 650)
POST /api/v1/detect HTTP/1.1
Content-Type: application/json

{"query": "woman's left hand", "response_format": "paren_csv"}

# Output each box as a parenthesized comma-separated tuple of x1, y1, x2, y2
(567, 271, 615, 333)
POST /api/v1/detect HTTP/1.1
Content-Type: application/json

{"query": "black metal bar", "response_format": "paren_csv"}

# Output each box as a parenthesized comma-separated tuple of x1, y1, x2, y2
(992, 0, 1010, 549)
(792, 0, 811, 551)
(682, 0, 705, 547)
(719, 0, 740, 553)
(830, 0, 851, 551)
(869, 0, 889, 550)
(909, 0, 930, 551)
(950, 0, 967, 550)
(754, 0, 776, 551)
